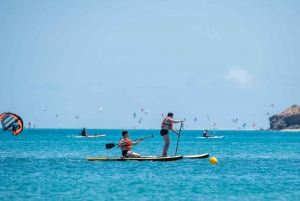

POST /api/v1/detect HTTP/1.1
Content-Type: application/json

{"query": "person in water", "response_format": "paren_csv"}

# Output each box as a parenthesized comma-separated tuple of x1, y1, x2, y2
(160, 112, 183, 157)
(118, 130, 144, 158)
(203, 129, 215, 137)
(81, 128, 88, 137)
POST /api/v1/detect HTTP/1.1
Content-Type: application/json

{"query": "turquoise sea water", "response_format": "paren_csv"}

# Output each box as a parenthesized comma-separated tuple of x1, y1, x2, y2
(0, 129, 299, 200)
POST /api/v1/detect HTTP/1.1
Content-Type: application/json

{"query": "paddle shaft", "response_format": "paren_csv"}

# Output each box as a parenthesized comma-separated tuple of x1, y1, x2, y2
(130, 135, 153, 142)
(106, 135, 154, 149)
(175, 122, 183, 156)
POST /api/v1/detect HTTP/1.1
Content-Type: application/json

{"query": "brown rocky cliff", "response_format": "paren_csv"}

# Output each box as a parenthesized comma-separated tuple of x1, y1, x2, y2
(269, 105, 300, 130)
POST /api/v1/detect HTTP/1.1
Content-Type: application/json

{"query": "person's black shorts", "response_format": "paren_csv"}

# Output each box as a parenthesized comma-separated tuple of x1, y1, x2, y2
(122, 150, 129, 156)
(160, 129, 169, 136)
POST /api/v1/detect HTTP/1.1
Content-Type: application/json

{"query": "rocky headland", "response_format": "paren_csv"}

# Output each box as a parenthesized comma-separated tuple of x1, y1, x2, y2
(269, 105, 300, 131)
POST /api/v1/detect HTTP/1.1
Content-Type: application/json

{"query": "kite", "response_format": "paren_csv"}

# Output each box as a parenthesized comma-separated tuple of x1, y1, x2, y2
(145, 110, 148, 114)
(206, 114, 211, 120)
(253, 123, 255, 127)
(235, 118, 238, 124)
(56, 114, 59, 117)
(0, 112, 24, 136)
(194, 118, 197, 122)
(75, 116, 79, 119)
(43, 108, 46, 111)
(243, 123, 246, 128)
(99, 108, 103, 112)
(231, 119, 235, 123)
(133, 113, 136, 118)
(141, 108, 144, 112)
(161, 113, 164, 117)
(270, 104, 274, 108)
(213, 122, 216, 126)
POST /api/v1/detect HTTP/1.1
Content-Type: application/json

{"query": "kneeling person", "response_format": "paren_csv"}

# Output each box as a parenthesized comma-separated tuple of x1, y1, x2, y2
(203, 129, 215, 137)
(118, 130, 144, 158)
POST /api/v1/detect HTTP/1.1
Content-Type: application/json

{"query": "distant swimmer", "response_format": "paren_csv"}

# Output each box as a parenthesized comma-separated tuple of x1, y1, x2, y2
(160, 112, 183, 157)
(203, 129, 215, 138)
(118, 130, 144, 158)
(81, 128, 88, 137)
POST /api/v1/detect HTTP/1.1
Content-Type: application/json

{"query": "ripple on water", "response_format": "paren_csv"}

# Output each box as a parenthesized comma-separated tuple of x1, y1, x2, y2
(0, 129, 300, 200)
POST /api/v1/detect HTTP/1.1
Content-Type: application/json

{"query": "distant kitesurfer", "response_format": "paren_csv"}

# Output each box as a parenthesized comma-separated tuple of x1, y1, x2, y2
(203, 129, 215, 138)
(160, 112, 183, 157)
(118, 130, 144, 158)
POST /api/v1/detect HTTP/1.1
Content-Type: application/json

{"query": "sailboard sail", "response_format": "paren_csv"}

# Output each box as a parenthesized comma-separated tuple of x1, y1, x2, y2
(0, 112, 24, 135)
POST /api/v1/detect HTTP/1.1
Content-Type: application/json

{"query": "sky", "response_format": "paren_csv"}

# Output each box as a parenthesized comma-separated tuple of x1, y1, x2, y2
(0, 0, 299, 129)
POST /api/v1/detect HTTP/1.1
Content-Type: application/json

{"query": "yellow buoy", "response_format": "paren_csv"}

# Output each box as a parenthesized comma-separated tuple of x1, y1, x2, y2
(210, 157, 218, 164)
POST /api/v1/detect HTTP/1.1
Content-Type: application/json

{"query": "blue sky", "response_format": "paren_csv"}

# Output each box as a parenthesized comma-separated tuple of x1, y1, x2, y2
(1, 0, 299, 129)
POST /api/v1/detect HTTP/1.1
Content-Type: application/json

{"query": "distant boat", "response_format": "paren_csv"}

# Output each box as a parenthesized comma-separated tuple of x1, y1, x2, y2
(75, 134, 106, 138)
(197, 136, 224, 139)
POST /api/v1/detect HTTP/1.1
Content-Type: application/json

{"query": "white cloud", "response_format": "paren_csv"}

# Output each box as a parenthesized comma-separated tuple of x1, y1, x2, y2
(223, 67, 264, 89)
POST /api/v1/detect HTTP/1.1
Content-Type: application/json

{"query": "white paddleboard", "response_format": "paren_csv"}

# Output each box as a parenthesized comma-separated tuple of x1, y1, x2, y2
(75, 134, 106, 138)
(197, 136, 224, 139)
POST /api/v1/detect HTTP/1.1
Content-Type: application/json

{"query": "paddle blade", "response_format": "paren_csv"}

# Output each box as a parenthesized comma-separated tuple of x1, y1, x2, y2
(105, 143, 117, 149)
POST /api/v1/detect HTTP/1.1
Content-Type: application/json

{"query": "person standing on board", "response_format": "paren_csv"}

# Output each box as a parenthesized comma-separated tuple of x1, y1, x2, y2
(160, 112, 183, 157)
(81, 128, 88, 137)
(118, 130, 144, 158)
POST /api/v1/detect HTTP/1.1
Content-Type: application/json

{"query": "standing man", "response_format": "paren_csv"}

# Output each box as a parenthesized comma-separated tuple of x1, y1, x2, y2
(160, 112, 183, 157)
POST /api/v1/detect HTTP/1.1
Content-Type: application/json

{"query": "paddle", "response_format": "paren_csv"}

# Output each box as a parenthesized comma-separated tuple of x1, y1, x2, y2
(174, 122, 183, 156)
(105, 135, 154, 149)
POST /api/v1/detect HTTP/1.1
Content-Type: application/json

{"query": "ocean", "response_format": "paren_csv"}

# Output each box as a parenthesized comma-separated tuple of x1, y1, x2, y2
(0, 129, 299, 200)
